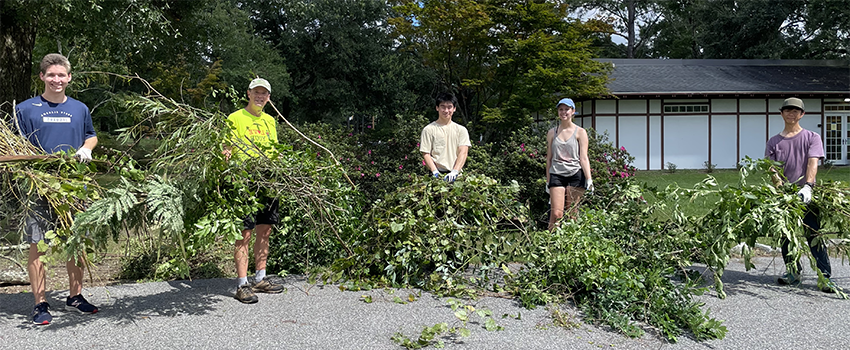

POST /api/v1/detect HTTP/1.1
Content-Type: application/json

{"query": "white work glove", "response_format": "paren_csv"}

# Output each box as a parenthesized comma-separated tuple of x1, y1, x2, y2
(797, 184, 813, 204)
(75, 147, 93, 163)
(585, 178, 594, 194)
(443, 170, 459, 183)
(432, 171, 441, 178)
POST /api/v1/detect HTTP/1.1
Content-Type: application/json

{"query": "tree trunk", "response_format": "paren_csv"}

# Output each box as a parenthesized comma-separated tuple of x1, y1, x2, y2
(626, 0, 637, 58)
(0, 0, 38, 118)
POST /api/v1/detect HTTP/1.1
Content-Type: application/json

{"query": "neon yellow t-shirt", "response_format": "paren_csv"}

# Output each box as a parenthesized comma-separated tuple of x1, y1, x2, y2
(227, 108, 279, 160)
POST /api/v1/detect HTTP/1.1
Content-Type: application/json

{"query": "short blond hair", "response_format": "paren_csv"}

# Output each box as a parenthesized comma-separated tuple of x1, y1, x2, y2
(40, 53, 71, 74)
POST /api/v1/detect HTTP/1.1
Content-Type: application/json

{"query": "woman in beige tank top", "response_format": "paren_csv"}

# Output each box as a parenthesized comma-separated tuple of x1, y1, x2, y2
(545, 98, 594, 230)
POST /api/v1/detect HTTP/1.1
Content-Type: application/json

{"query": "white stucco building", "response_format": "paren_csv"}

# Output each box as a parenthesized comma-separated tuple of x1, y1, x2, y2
(574, 59, 850, 170)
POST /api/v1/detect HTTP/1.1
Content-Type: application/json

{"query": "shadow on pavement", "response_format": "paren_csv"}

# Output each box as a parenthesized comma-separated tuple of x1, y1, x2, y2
(0, 278, 234, 330)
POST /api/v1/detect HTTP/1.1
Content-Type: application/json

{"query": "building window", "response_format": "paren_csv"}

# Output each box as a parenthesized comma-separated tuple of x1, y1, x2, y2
(825, 105, 850, 111)
(664, 104, 709, 113)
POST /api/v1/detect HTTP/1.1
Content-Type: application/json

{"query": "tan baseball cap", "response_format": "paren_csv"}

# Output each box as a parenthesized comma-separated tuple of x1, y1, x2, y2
(780, 97, 804, 111)
(248, 77, 271, 92)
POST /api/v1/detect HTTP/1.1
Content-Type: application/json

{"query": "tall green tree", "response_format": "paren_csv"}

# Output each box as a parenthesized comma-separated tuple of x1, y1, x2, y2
(390, 0, 610, 138)
(782, 0, 850, 58)
(644, 0, 849, 59)
(0, 0, 177, 115)
(242, 0, 434, 124)
(575, 0, 662, 58)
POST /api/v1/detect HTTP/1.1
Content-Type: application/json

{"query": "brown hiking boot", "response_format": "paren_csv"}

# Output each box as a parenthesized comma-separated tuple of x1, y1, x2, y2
(252, 278, 285, 294)
(235, 284, 258, 304)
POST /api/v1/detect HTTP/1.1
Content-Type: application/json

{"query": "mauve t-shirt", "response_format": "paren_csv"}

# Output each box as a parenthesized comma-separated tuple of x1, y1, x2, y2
(764, 129, 824, 185)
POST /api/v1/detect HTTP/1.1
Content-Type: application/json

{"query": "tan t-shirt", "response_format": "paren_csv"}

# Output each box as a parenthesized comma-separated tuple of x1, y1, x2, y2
(419, 121, 471, 171)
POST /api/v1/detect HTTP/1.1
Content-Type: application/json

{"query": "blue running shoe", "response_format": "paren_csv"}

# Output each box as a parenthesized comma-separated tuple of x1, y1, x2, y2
(32, 302, 52, 325)
(777, 272, 801, 286)
(66, 294, 98, 314)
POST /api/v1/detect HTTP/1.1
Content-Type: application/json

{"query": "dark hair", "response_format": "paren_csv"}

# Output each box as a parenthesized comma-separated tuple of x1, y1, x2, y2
(435, 92, 458, 107)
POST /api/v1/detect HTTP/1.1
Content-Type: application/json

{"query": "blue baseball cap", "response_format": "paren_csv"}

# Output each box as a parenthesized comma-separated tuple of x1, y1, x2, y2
(556, 98, 575, 109)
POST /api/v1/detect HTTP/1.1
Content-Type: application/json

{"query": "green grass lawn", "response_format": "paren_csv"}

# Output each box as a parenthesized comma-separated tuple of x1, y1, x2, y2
(634, 165, 849, 218)
(635, 165, 849, 191)
(634, 166, 849, 245)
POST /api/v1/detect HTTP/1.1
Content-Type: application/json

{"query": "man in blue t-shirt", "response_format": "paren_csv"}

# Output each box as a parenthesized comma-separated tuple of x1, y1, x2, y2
(15, 53, 99, 325)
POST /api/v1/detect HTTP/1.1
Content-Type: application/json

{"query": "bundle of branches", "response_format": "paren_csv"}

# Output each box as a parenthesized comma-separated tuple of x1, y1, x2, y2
(71, 74, 359, 279)
(0, 104, 102, 268)
(677, 157, 850, 299)
(334, 174, 531, 292)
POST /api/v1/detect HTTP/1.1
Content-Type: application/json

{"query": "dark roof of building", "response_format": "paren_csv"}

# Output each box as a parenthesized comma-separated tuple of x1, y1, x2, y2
(598, 59, 850, 96)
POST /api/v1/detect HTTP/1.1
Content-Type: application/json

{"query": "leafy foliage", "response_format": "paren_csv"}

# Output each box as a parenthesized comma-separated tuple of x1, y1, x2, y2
(669, 157, 850, 299)
(389, 0, 611, 137)
(505, 181, 726, 342)
(336, 174, 530, 293)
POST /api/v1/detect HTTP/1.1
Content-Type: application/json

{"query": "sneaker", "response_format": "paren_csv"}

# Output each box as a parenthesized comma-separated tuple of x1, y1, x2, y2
(32, 302, 52, 325)
(235, 284, 258, 304)
(252, 278, 285, 294)
(777, 272, 801, 286)
(821, 278, 838, 293)
(66, 294, 99, 314)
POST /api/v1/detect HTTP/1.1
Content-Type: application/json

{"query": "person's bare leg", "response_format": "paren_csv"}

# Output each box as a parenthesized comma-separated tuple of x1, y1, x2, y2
(253, 224, 272, 272)
(27, 243, 47, 304)
(67, 257, 84, 297)
(235, 229, 253, 280)
(548, 186, 566, 231)
(565, 186, 585, 219)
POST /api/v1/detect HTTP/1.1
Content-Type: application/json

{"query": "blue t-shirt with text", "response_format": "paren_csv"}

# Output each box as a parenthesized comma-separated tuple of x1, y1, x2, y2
(15, 96, 96, 154)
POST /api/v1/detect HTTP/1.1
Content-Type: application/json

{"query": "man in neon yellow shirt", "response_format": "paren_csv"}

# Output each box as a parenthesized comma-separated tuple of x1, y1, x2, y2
(225, 77, 285, 303)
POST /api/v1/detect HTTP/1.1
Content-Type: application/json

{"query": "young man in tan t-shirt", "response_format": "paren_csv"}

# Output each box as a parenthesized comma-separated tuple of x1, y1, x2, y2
(419, 93, 471, 182)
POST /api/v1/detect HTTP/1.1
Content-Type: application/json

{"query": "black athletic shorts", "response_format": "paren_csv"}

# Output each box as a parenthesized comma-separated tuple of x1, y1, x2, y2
(242, 197, 280, 230)
(548, 171, 586, 189)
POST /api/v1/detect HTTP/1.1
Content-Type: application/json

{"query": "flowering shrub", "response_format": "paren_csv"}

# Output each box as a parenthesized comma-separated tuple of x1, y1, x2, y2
(286, 120, 636, 228)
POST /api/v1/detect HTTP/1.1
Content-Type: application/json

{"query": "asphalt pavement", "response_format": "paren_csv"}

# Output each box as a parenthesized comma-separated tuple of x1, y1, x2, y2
(1, 256, 848, 350)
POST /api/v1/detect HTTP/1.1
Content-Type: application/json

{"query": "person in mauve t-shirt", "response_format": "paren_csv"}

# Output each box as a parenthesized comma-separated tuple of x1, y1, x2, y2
(764, 97, 837, 293)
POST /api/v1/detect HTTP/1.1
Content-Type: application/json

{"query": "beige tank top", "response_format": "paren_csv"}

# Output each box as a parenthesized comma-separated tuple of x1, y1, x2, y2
(549, 126, 581, 176)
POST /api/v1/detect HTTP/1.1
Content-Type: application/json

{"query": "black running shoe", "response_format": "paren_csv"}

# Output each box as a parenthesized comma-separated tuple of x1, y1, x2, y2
(66, 294, 99, 314)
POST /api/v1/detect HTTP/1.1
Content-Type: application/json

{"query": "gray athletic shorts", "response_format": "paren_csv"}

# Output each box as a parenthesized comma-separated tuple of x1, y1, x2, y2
(24, 197, 57, 244)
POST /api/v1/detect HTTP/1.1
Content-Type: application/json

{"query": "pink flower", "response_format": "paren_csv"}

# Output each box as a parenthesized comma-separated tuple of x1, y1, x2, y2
(417, 143, 420, 147)
(422, 160, 426, 165)
(620, 146, 626, 151)
(368, 150, 372, 155)
(398, 165, 403, 169)
(404, 155, 408, 160)
(371, 161, 376, 165)
(318, 135, 322, 139)
(361, 173, 365, 177)
(375, 173, 381, 177)
(367, 125, 372, 129)
(348, 133, 353, 136)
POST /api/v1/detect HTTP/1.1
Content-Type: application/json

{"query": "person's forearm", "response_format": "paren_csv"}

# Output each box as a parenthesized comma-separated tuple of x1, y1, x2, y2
(82, 136, 98, 150)
(805, 157, 819, 183)
(422, 153, 438, 172)
(580, 156, 592, 181)
(452, 146, 468, 171)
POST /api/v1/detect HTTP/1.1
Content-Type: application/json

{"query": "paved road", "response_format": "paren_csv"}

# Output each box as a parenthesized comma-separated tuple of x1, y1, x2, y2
(1, 256, 848, 350)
